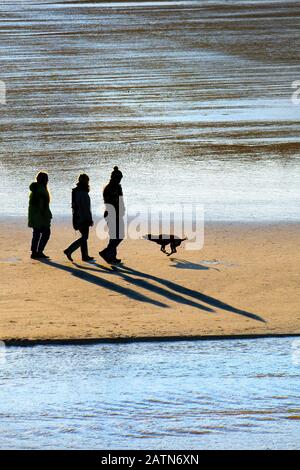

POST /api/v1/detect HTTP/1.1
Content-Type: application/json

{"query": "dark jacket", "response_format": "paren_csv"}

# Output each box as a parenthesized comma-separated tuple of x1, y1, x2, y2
(103, 182, 125, 216)
(28, 182, 52, 229)
(72, 186, 93, 230)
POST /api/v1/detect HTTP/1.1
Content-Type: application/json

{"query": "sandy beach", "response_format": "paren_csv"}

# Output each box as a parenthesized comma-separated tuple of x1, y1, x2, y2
(0, 218, 299, 343)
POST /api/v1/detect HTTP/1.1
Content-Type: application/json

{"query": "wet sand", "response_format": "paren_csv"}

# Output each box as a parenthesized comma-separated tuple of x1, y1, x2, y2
(0, 219, 299, 343)
(1, 1, 300, 219)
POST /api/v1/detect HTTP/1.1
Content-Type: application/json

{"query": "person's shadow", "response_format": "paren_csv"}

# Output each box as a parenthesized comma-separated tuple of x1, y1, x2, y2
(38, 259, 265, 322)
(41, 259, 215, 313)
(39, 259, 167, 308)
(70, 260, 265, 323)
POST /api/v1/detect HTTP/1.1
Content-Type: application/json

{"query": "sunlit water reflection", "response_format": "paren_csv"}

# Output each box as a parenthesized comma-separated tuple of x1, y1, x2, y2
(0, 337, 299, 449)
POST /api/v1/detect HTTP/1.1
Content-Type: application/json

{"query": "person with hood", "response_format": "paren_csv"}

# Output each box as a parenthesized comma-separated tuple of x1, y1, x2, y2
(28, 171, 52, 259)
(99, 166, 125, 264)
(64, 173, 94, 262)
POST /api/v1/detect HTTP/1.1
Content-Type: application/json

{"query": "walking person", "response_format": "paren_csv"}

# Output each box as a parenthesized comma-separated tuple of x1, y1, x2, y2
(28, 172, 52, 259)
(64, 174, 94, 262)
(99, 166, 125, 264)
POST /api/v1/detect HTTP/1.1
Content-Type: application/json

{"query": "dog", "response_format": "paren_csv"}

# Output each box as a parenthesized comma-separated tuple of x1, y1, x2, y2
(144, 234, 187, 256)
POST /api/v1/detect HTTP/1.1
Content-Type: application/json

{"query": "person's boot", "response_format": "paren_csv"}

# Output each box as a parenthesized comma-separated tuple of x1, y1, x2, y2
(31, 252, 39, 259)
(99, 249, 114, 264)
(64, 249, 74, 262)
(82, 255, 94, 262)
(38, 252, 50, 259)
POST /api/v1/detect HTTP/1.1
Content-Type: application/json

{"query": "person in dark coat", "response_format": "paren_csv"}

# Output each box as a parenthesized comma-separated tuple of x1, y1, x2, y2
(28, 172, 52, 259)
(99, 166, 125, 264)
(64, 174, 94, 262)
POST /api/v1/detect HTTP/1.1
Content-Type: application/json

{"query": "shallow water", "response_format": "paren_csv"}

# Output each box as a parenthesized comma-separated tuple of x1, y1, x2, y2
(0, 337, 300, 449)
(0, 0, 300, 220)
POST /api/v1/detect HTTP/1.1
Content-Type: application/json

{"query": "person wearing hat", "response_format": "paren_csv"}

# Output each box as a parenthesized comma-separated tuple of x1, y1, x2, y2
(99, 166, 125, 264)
(64, 173, 94, 262)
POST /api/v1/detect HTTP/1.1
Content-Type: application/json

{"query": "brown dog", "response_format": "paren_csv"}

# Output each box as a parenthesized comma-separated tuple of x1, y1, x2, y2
(144, 234, 187, 256)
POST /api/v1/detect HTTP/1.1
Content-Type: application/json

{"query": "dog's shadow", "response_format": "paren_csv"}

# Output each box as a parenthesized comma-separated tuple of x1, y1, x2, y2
(170, 258, 219, 271)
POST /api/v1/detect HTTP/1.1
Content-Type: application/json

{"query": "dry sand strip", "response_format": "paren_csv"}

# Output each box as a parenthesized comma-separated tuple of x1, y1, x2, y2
(0, 219, 299, 343)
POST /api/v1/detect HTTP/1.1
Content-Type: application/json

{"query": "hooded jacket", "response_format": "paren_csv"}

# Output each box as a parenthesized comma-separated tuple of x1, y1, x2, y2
(28, 182, 52, 229)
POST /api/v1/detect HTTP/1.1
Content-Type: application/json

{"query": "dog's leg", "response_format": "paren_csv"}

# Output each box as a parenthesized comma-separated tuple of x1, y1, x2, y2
(166, 243, 173, 256)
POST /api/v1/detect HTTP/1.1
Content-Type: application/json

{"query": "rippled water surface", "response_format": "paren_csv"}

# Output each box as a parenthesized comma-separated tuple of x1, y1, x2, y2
(0, 1, 300, 220)
(0, 337, 300, 449)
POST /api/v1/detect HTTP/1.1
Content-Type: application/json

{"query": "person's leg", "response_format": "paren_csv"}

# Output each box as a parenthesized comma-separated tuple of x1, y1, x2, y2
(31, 228, 41, 255)
(65, 234, 83, 256)
(38, 227, 51, 254)
(102, 236, 123, 261)
(100, 214, 123, 263)
(108, 216, 124, 258)
(80, 226, 91, 260)
(106, 239, 118, 258)
(113, 238, 123, 259)
(113, 216, 124, 260)
(100, 215, 116, 260)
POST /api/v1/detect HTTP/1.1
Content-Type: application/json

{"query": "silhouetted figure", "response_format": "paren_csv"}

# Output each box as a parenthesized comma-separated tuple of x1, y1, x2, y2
(144, 234, 187, 256)
(99, 166, 125, 264)
(28, 172, 52, 259)
(64, 174, 94, 262)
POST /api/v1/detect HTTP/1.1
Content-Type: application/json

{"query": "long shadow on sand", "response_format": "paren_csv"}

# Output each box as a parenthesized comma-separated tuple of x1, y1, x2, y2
(74, 262, 214, 313)
(41, 259, 215, 313)
(119, 264, 265, 323)
(75, 262, 265, 323)
(39, 259, 167, 308)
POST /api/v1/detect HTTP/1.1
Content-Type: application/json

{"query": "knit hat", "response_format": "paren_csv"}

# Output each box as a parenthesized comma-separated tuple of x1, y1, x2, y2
(111, 166, 123, 180)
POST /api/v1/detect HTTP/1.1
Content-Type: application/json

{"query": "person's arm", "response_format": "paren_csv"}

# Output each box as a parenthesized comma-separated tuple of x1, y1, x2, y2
(80, 192, 93, 226)
(87, 193, 93, 226)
